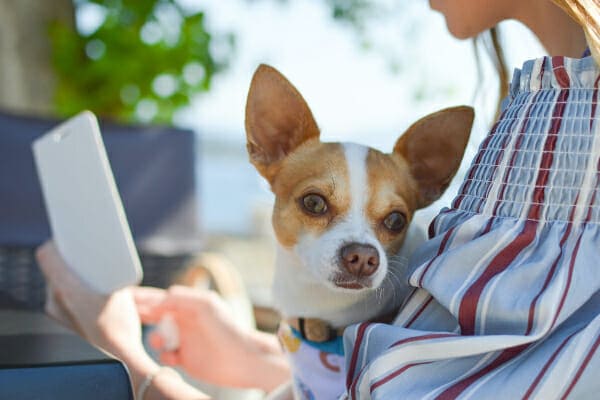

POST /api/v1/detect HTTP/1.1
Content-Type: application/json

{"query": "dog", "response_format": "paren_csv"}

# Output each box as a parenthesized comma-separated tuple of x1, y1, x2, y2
(245, 64, 473, 399)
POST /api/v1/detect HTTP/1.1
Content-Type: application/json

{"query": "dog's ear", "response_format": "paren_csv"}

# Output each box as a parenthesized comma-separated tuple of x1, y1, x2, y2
(245, 64, 320, 182)
(394, 106, 474, 208)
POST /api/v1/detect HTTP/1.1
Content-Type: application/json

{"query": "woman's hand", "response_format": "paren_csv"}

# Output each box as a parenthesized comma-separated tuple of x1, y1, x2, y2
(134, 285, 290, 392)
(36, 240, 289, 394)
(36, 241, 208, 399)
(36, 241, 158, 387)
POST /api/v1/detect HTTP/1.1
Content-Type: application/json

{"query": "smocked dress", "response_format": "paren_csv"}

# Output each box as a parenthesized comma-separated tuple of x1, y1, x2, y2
(343, 53, 600, 399)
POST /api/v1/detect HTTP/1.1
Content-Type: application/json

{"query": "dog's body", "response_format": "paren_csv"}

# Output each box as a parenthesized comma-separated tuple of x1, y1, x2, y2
(245, 65, 473, 399)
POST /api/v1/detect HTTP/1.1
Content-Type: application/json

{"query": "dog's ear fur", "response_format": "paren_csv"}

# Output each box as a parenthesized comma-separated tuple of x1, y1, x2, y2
(245, 64, 320, 182)
(394, 106, 474, 208)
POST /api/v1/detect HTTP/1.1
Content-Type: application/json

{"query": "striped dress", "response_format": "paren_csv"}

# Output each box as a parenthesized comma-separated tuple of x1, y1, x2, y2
(343, 54, 600, 399)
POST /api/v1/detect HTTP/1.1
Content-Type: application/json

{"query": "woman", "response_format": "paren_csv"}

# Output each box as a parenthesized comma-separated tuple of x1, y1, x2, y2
(38, 0, 599, 398)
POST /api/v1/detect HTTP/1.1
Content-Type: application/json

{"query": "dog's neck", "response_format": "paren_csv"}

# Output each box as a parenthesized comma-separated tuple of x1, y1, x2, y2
(272, 244, 410, 328)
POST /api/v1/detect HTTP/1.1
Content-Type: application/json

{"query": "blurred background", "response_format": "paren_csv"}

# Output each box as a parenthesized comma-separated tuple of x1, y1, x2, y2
(0, 0, 548, 396)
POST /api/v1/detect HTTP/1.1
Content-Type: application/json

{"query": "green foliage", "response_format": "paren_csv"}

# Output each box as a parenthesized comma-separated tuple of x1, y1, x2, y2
(50, 0, 234, 124)
(325, 0, 378, 31)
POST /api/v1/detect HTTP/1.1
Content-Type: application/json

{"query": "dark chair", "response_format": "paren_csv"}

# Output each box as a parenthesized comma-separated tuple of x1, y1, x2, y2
(0, 111, 203, 308)
(0, 304, 133, 399)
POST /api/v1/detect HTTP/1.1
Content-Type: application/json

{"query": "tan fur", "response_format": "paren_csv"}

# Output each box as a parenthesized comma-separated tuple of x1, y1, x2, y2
(269, 141, 350, 247)
(246, 64, 320, 182)
(394, 106, 474, 208)
(365, 149, 420, 255)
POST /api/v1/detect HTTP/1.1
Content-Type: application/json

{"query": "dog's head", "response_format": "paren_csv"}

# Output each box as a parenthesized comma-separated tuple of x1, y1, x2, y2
(245, 64, 473, 293)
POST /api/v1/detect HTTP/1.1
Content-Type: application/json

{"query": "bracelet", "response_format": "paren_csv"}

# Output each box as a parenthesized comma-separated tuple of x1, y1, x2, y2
(136, 367, 175, 400)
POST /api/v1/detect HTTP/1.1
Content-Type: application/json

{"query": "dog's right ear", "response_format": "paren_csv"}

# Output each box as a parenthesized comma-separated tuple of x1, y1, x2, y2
(394, 106, 474, 209)
(245, 64, 320, 182)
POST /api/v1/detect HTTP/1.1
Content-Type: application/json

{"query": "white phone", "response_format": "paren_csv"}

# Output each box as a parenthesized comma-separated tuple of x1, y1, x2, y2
(32, 111, 142, 294)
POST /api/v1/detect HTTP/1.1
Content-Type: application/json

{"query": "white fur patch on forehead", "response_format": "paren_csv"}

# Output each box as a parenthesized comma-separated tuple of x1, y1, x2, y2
(342, 143, 369, 218)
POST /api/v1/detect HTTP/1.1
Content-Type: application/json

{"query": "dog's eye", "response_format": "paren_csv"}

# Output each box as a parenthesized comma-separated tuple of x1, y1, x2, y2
(383, 211, 406, 233)
(301, 194, 328, 215)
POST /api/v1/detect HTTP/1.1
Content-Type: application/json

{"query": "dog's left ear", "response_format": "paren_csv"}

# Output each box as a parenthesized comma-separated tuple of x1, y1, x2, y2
(245, 64, 320, 182)
(394, 106, 474, 208)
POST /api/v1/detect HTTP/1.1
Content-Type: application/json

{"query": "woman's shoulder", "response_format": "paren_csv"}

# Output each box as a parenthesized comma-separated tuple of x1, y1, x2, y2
(508, 51, 599, 98)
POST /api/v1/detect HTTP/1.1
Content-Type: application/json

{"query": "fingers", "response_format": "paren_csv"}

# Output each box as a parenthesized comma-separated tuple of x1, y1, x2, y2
(148, 331, 166, 349)
(149, 330, 180, 367)
(133, 287, 169, 324)
(134, 285, 221, 324)
(159, 351, 179, 366)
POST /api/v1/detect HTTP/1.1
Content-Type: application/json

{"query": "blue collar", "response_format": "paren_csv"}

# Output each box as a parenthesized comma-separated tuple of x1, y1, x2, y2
(290, 327, 345, 356)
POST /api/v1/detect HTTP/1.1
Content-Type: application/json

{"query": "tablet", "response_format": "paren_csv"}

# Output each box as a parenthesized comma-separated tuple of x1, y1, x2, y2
(33, 111, 142, 294)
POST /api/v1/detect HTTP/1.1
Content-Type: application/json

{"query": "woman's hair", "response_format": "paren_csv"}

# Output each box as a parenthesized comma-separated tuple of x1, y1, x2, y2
(474, 27, 509, 120)
(480, 0, 600, 117)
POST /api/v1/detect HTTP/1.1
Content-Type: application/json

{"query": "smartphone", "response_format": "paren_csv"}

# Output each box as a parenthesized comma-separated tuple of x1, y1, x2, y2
(33, 111, 142, 294)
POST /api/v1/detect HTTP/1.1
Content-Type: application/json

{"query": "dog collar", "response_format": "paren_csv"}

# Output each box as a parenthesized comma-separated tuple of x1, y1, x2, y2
(285, 309, 399, 343)
(285, 317, 345, 343)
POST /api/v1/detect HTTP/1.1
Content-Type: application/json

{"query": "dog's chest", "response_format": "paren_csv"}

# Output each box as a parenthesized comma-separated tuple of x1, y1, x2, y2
(278, 323, 346, 400)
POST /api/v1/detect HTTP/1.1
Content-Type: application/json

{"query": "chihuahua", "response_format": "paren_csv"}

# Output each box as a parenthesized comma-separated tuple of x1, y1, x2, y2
(245, 65, 473, 399)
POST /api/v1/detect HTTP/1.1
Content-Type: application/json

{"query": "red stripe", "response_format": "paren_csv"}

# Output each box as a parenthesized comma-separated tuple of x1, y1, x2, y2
(390, 332, 456, 349)
(458, 83, 570, 336)
(349, 365, 366, 400)
(591, 77, 599, 131)
(526, 71, 599, 335)
(528, 88, 569, 220)
(551, 182, 598, 330)
(458, 220, 538, 335)
(550, 152, 600, 331)
(405, 296, 433, 328)
(476, 59, 546, 216)
(560, 333, 600, 399)
(428, 209, 453, 239)
(365, 334, 456, 394)
(553, 70, 600, 399)
(523, 330, 578, 399)
(428, 217, 436, 239)
(398, 287, 419, 316)
(490, 133, 526, 218)
(552, 57, 570, 89)
(484, 63, 546, 217)
(524, 208, 574, 335)
(346, 323, 371, 388)
(370, 362, 428, 394)
(417, 227, 455, 287)
(434, 344, 529, 400)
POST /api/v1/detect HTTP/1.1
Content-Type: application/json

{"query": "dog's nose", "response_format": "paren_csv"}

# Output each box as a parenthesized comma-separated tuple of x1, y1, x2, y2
(340, 243, 380, 277)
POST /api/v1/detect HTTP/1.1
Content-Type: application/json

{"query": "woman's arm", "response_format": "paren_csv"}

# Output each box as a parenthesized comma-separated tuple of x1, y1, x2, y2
(36, 241, 290, 397)
(36, 241, 208, 399)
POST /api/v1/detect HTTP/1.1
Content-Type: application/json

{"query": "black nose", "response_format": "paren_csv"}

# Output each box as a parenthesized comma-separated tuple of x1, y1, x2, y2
(340, 243, 380, 277)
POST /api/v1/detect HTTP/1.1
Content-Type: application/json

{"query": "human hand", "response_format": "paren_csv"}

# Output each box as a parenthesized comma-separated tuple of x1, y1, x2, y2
(36, 241, 158, 386)
(134, 285, 290, 392)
